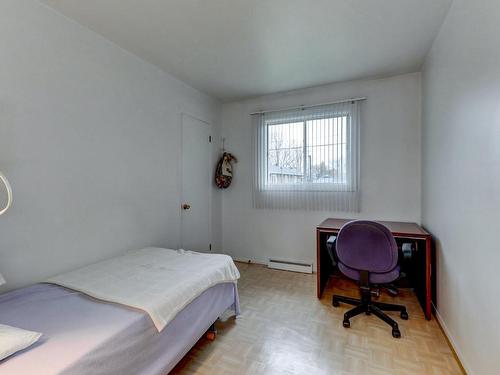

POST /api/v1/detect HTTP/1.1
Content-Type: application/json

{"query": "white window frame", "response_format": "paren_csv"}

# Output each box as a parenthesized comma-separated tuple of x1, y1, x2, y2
(252, 100, 361, 212)
(261, 110, 355, 192)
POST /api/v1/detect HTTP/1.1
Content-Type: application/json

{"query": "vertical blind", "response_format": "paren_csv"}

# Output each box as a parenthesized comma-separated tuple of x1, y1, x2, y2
(252, 99, 362, 211)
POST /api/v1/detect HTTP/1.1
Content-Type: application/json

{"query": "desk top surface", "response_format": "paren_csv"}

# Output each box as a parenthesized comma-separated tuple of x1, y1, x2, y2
(317, 218, 430, 238)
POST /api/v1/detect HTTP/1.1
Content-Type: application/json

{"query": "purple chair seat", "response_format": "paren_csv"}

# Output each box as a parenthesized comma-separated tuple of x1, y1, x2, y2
(338, 263, 400, 284)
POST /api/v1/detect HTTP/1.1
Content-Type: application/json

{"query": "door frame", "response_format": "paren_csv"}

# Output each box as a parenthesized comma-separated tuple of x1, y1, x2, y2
(179, 112, 213, 251)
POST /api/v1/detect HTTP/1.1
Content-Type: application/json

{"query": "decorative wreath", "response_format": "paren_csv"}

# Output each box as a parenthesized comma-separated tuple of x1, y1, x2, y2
(215, 152, 237, 189)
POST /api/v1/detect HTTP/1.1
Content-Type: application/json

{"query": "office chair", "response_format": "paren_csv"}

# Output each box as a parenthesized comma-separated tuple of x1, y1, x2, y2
(332, 220, 408, 338)
(327, 235, 399, 297)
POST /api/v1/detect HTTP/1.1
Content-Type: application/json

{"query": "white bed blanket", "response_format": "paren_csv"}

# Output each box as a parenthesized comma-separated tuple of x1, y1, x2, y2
(47, 248, 240, 332)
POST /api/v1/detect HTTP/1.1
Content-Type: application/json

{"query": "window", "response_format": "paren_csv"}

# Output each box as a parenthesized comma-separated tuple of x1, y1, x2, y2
(266, 116, 351, 190)
(253, 100, 361, 211)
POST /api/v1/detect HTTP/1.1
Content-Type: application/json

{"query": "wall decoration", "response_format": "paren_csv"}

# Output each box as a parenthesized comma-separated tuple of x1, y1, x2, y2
(215, 145, 237, 189)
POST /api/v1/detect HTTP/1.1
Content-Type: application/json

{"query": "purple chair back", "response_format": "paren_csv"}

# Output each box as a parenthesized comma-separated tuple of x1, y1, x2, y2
(336, 220, 398, 273)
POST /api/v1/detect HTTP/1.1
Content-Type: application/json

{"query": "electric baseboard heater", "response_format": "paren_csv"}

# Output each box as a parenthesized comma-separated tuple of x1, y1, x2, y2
(267, 258, 313, 274)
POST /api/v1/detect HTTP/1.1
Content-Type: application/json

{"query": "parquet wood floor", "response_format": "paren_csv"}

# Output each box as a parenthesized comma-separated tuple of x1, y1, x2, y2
(171, 262, 463, 375)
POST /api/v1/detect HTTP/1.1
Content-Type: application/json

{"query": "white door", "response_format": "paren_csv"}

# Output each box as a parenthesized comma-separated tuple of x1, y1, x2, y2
(180, 113, 212, 252)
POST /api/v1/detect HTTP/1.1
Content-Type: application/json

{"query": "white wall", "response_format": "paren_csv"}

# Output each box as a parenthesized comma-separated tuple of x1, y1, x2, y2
(0, 0, 221, 290)
(422, 1, 500, 374)
(221, 73, 421, 266)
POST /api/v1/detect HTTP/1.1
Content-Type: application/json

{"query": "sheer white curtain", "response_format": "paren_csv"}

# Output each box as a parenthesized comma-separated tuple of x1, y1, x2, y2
(252, 100, 361, 211)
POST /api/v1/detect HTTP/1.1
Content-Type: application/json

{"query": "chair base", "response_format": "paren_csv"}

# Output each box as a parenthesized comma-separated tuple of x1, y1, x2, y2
(332, 294, 408, 338)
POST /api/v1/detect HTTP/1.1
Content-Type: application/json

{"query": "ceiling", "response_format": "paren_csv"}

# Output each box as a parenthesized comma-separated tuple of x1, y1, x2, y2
(42, 0, 452, 101)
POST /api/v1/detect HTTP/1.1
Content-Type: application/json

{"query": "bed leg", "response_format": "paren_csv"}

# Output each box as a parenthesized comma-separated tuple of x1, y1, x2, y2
(205, 323, 217, 341)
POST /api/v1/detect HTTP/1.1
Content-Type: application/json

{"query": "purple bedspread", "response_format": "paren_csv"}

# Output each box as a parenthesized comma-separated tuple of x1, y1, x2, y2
(0, 282, 239, 375)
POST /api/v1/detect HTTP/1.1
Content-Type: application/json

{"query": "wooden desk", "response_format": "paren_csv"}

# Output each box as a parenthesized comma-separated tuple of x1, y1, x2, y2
(316, 218, 434, 320)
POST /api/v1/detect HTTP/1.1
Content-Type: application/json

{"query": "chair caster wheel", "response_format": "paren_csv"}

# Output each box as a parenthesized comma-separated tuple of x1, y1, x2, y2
(401, 311, 409, 320)
(392, 329, 401, 338)
(332, 299, 340, 307)
(343, 320, 350, 328)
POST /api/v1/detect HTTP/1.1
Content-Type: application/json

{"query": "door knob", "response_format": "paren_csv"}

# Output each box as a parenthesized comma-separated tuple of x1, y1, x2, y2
(182, 203, 191, 210)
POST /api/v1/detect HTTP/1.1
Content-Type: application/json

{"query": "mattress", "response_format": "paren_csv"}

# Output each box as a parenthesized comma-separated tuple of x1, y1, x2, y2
(0, 282, 239, 375)
(46, 247, 240, 332)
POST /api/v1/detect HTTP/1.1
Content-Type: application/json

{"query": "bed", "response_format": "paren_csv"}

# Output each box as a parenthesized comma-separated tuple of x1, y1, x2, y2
(0, 248, 240, 375)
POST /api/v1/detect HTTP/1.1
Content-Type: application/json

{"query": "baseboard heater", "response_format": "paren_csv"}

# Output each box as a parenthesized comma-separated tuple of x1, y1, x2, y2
(267, 258, 313, 274)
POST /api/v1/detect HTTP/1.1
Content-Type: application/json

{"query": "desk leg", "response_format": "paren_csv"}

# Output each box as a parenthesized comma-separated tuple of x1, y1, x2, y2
(316, 230, 322, 299)
(317, 230, 335, 299)
(425, 237, 432, 320)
